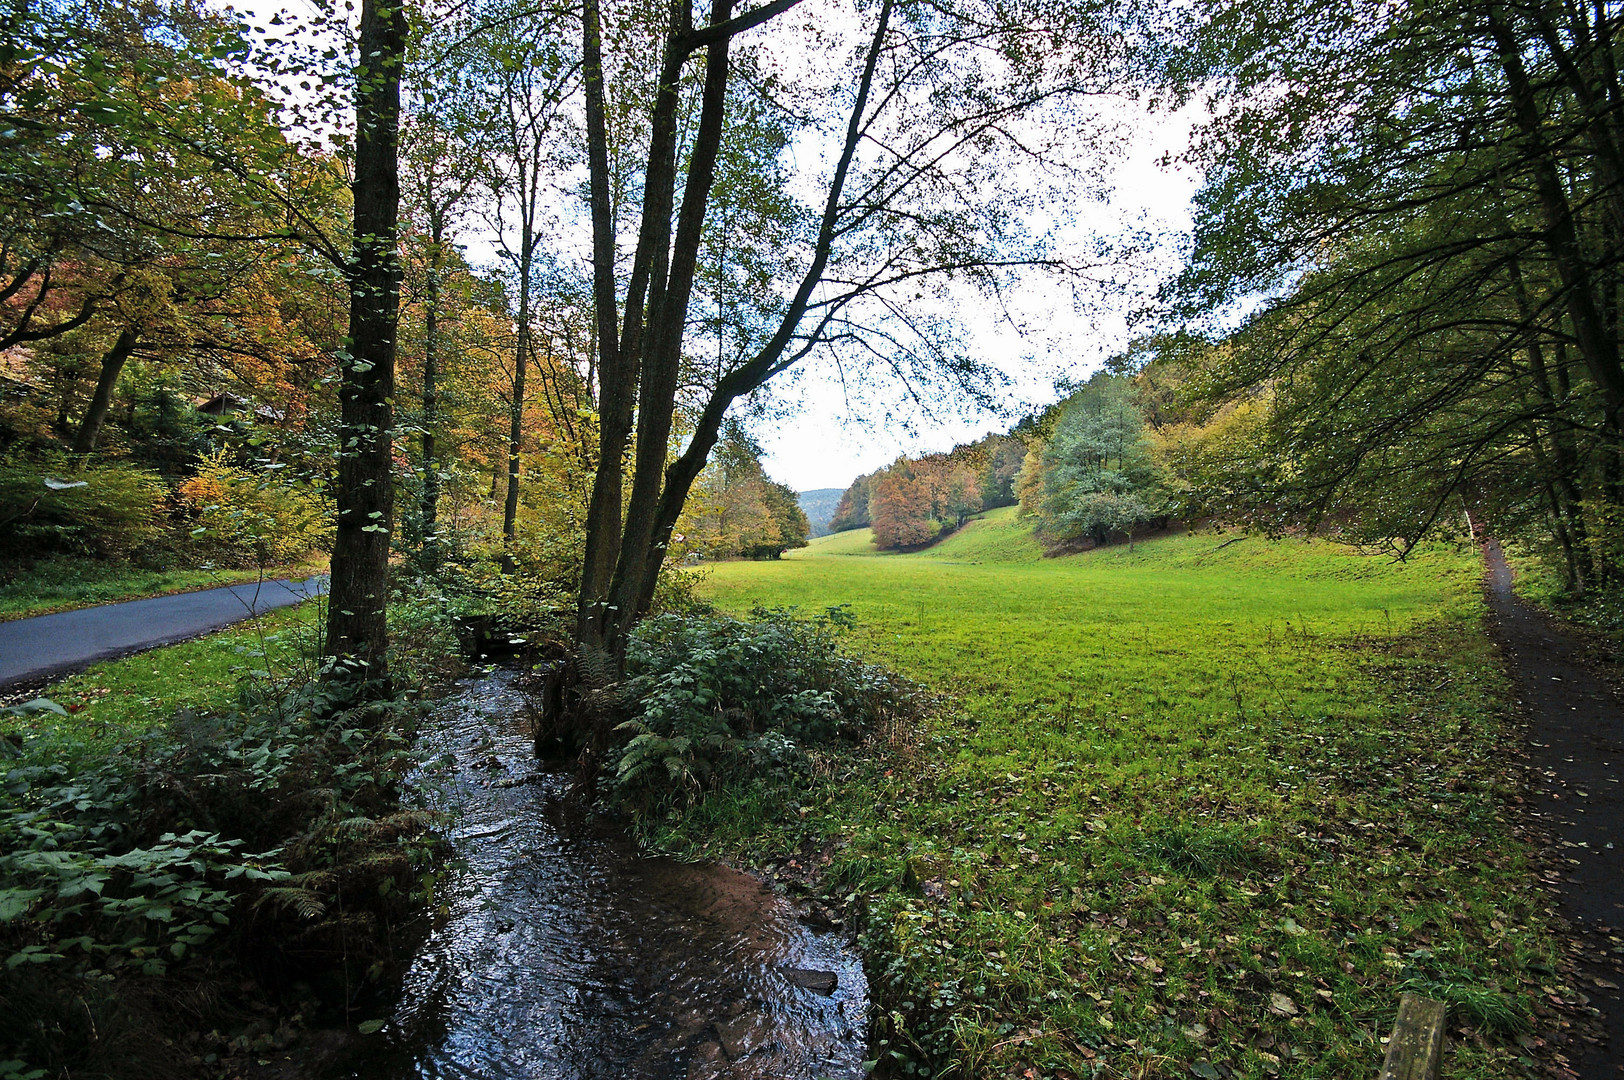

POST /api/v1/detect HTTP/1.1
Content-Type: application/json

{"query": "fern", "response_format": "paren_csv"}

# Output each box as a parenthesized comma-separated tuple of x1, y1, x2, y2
(253, 887, 327, 922)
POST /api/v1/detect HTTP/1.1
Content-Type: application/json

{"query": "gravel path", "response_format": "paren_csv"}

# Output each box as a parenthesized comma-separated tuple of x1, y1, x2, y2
(1483, 538, 1624, 1076)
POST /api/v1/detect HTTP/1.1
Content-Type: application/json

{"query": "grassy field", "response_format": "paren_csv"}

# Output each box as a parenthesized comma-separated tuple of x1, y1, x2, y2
(1, 603, 322, 758)
(0, 556, 322, 622)
(682, 507, 1561, 1079)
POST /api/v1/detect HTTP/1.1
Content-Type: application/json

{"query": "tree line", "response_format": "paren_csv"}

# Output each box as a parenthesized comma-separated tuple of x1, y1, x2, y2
(824, 364, 1246, 554)
(3, 0, 1142, 727)
(1157, 0, 1624, 592)
(827, 432, 1022, 548)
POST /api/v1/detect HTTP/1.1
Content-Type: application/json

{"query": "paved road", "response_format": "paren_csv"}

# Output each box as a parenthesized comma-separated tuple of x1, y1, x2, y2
(0, 576, 327, 688)
(1484, 539, 1624, 1076)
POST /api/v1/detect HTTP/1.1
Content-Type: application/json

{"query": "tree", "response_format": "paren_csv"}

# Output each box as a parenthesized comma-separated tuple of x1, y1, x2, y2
(870, 459, 937, 549)
(466, 13, 575, 545)
(1, 0, 320, 457)
(571, 0, 1136, 679)
(938, 460, 983, 531)
(1023, 373, 1165, 546)
(829, 471, 877, 532)
(325, 0, 406, 682)
(979, 435, 1025, 509)
(753, 480, 810, 558)
(680, 423, 809, 558)
(398, 104, 482, 562)
(1167, 0, 1624, 583)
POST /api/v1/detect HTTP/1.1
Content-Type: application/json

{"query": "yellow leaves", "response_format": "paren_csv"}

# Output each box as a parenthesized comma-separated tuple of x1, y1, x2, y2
(179, 450, 329, 564)
(177, 474, 227, 506)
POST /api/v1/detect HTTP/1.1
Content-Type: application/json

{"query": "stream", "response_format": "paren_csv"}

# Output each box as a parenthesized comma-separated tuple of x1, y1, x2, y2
(329, 668, 870, 1080)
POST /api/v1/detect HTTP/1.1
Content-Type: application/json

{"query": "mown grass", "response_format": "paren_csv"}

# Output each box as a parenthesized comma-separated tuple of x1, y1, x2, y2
(2, 602, 323, 756)
(0, 556, 321, 621)
(793, 524, 886, 557)
(671, 507, 1560, 1079)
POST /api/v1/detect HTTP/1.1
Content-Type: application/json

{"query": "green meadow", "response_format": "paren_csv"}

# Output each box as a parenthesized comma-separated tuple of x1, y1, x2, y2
(685, 507, 1560, 1079)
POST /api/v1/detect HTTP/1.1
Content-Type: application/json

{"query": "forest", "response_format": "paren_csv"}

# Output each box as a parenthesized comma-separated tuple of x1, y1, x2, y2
(3, 0, 1624, 1076)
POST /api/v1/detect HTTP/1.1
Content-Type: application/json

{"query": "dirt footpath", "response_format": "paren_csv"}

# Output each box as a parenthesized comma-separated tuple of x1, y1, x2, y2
(1483, 539, 1624, 1076)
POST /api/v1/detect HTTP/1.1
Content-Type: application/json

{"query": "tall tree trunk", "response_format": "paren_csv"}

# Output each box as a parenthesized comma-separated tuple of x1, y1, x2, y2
(504, 246, 532, 542)
(420, 223, 443, 563)
(325, 0, 404, 687)
(574, 0, 871, 668)
(622, 0, 892, 626)
(1512, 257, 1590, 589)
(1490, 6, 1624, 413)
(604, 0, 736, 639)
(576, 0, 682, 653)
(71, 328, 136, 454)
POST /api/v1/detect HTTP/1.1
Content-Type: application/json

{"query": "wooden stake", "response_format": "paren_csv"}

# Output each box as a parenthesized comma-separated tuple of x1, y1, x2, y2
(1378, 993, 1446, 1080)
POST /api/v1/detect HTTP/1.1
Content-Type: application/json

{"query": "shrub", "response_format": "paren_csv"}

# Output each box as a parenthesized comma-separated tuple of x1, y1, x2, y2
(178, 450, 329, 566)
(386, 583, 470, 688)
(0, 457, 167, 560)
(0, 681, 436, 1076)
(611, 606, 921, 810)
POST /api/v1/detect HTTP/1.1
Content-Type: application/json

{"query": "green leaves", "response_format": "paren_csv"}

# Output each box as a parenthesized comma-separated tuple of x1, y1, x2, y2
(2, 699, 68, 719)
(611, 607, 923, 812)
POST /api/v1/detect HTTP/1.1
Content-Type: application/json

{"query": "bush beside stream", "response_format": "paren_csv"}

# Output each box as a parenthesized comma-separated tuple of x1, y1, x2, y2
(0, 662, 441, 1079)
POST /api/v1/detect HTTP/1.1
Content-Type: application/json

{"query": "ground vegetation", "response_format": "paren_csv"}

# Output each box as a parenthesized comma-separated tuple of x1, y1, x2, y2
(684, 507, 1570, 1079)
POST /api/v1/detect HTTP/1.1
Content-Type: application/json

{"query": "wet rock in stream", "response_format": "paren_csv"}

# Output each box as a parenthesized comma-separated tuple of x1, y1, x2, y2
(328, 668, 868, 1080)
(782, 968, 839, 994)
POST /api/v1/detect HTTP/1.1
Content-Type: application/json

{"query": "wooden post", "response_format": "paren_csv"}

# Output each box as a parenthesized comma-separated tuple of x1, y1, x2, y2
(1378, 993, 1447, 1080)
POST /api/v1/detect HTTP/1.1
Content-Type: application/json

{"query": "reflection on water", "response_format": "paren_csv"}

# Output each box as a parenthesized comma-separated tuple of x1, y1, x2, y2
(334, 669, 868, 1080)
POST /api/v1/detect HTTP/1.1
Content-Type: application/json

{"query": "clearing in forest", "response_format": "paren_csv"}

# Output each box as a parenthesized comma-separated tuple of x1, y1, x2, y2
(685, 506, 1567, 1079)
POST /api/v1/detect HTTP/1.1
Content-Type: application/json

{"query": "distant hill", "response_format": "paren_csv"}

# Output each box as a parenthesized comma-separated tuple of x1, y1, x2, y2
(797, 488, 845, 537)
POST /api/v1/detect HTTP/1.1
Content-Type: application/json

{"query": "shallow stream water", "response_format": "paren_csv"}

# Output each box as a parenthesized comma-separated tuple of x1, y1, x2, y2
(330, 669, 869, 1080)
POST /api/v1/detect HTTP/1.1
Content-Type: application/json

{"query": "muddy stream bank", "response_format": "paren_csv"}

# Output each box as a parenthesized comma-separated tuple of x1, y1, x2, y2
(326, 668, 870, 1080)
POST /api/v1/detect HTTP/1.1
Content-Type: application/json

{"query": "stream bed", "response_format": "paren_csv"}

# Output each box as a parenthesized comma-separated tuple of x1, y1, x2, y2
(330, 668, 870, 1080)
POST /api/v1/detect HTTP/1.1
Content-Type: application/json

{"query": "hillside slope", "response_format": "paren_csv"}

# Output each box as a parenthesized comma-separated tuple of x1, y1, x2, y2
(793, 505, 1042, 562)
(791, 526, 880, 557)
(796, 487, 845, 537)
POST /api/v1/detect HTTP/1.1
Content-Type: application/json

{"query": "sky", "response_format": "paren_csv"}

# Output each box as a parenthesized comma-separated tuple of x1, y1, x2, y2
(757, 108, 1201, 493)
(234, 0, 1204, 496)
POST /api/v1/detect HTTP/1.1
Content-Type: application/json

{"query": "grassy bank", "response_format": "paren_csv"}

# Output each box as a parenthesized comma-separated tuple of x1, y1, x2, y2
(677, 507, 1559, 1079)
(1, 603, 321, 752)
(0, 594, 446, 1079)
(0, 556, 323, 622)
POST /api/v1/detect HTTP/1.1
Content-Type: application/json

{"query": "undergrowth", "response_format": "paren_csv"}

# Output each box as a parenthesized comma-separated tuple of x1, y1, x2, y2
(0, 616, 450, 1079)
(612, 605, 925, 833)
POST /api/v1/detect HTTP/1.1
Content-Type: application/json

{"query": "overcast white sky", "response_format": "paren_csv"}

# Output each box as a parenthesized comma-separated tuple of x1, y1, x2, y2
(757, 108, 1200, 493)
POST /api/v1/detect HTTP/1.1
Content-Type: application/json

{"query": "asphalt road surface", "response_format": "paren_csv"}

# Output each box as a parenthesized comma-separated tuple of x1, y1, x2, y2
(1484, 538, 1624, 1076)
(0, 576, 327, 688)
